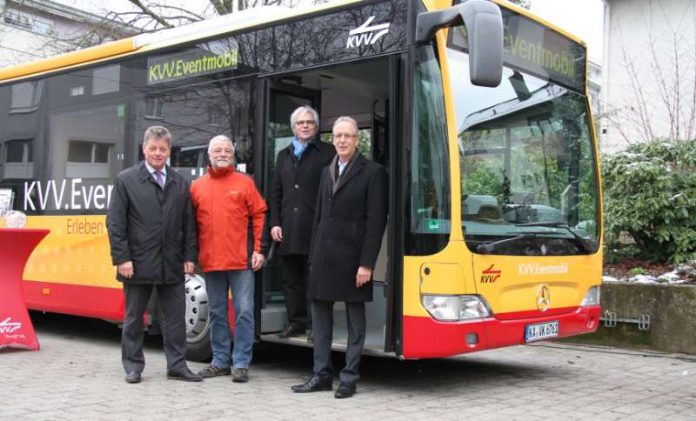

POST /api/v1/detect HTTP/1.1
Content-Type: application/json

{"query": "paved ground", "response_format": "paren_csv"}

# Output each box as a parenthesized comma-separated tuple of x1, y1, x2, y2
(1, 313, 695, 420)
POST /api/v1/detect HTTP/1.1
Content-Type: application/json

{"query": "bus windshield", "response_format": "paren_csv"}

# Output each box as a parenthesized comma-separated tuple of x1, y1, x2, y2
(447, 14, 600, 256)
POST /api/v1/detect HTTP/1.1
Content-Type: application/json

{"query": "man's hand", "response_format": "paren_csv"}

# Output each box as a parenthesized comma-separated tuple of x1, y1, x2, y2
(356, 266, 372, 287)
(117, 261, 134, 279)
(183, 261, 195, 275)
(271, 226, 283, 242)
(251, 251, 265, 271)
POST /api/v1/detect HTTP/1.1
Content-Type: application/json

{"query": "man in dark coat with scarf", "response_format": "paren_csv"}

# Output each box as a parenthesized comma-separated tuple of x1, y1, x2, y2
(270, 105, 334, 339)
(107, 126, 202, 384)
(291, 116, 387, 399)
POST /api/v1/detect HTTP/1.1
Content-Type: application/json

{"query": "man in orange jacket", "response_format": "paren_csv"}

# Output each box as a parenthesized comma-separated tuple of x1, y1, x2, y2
(190, 135, 267, 383)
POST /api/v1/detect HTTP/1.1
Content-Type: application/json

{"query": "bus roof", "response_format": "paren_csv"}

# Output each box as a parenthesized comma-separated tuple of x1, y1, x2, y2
(0, 0, 587, 84)
(0, 0, 361, 84)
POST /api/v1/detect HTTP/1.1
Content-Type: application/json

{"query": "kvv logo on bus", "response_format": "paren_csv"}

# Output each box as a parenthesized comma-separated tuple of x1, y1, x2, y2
(24, 179, 114, 211)
(346, 16, 390, 48)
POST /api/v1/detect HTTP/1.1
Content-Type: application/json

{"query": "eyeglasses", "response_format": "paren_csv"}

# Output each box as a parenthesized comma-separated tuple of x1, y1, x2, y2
(295, 120, 316, 126)
(332, 133, 357, 140)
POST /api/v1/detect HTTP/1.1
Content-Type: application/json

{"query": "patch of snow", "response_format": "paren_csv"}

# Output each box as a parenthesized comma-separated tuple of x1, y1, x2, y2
(602, 275, 620, 283)
(657, 271, 682, 283)
(628, 274, 658, 284)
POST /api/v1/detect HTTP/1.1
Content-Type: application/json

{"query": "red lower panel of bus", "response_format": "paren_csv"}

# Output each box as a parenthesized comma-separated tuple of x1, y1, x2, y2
(23, 280, 125, 321)
(402, 305, 601, 359)
(23, 280, 237, 333)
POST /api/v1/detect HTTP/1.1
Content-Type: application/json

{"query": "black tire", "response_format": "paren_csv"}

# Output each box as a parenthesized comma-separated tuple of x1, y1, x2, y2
(186, 331, 212, 362)
(184, 274, 212, 362)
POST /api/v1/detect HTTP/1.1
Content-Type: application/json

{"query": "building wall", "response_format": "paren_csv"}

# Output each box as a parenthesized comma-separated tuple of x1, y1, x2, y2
(0, 0, 127, 68)
(603, 0, 696, 153)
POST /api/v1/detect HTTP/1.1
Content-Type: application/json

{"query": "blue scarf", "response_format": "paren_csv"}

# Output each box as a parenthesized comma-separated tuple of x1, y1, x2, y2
(292, 138, 308, 159)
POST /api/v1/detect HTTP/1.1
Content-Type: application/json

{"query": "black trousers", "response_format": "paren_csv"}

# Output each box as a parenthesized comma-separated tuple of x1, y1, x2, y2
(121, 283, 187, 374)
(311, 300, 366, 385)
(282, 254, 310, 329)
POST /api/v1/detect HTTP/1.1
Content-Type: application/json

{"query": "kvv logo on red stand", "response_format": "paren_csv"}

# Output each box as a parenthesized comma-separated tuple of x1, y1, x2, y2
(0, 317, 22, 334)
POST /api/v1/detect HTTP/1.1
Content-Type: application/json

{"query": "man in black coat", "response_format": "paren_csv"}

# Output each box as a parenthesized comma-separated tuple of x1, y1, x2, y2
(291, 116, 388, 399)
(107, 126, 202, 384)
(270, 106, 334, 339)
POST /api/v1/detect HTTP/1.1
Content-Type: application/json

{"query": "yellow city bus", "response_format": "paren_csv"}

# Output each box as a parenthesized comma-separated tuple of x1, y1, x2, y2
(0, 0, 602, 361)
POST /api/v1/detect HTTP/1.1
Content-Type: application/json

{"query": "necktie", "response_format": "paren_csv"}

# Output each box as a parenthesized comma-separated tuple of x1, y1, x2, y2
(154, 171, 165, 189)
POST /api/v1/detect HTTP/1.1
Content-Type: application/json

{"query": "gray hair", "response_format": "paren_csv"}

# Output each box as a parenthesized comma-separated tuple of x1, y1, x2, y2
(290, 105, 319, 136)
(332, 116, 359, 134)
(143, 126, 172, 146)
(207, 135, 234, 154)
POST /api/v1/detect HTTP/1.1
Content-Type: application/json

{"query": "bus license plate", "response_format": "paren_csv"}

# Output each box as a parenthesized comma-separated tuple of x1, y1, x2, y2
(525, 321, 559, 342)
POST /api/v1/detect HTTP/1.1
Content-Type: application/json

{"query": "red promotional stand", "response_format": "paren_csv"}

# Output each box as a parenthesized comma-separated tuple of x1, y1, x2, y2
(0, 228, 49, 351)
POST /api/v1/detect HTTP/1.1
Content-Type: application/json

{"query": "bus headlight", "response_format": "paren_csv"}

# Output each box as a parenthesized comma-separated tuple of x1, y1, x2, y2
(580, 286, 601, 306)
(422, 295, 491, 321)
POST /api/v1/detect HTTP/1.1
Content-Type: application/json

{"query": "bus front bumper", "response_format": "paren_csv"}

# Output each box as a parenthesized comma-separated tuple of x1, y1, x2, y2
(401, 305, 601, 359)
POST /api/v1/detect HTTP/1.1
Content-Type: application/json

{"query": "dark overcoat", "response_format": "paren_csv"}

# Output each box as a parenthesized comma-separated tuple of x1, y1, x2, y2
(270, 138, 334, 255)
(308, 153, 388, 302)
(107, 162, 197, 284)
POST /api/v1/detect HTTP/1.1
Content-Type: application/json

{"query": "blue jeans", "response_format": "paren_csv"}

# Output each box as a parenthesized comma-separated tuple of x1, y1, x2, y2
(205, 270, 255, 369)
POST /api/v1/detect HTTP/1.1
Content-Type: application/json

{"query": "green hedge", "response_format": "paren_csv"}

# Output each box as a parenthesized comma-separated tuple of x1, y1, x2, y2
(602, 140, 696, 263)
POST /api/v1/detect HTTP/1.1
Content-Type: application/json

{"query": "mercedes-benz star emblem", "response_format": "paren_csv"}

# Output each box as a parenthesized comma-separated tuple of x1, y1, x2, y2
(536, 284, 551, 312)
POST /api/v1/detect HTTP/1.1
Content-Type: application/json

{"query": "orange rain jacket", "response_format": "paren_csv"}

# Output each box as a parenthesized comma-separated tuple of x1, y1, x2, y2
(190, 166, 267, 272)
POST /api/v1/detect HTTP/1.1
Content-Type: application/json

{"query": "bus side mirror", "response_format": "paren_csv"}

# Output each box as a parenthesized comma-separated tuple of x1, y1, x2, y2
(415, 0, 503, 87)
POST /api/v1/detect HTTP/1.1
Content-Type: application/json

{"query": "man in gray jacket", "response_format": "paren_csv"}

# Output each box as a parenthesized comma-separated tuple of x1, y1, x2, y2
(107, 126, 202, 384)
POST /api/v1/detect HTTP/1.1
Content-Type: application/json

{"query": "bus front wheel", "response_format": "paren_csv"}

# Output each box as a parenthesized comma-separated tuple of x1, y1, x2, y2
(184, 274, 212, 362)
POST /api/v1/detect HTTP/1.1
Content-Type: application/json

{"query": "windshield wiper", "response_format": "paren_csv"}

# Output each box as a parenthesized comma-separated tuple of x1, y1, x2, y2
(476, 233, 537, 253)
(515, 221, 595, 253)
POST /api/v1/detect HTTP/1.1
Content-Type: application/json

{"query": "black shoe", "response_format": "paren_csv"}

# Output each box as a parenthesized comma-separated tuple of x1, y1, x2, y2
(198, 364, 231, 378)
(167, 368, 203, 382)
(334, 382, 356, 399)
(125, 371, 141, 384)
(278, 324, 306, 339)
(291, 375, 332, 393)
(232, 367, 249, 383)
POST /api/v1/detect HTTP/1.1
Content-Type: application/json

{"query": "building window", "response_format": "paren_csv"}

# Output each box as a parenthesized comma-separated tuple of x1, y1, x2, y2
(66, 140, 113, 179)
(145, 96, 164, 119)
(208, 105, 224, 126)
(32, 17, 54, 35)
(3, 9, 54, 35)
(92, 65, 120, 95)
(3, 10, 32, 30)
(10, 81, 43, 113)
(5, 140, 27, 163)
(70, 86, 85, 97)
(94, 143, 110, 163)
(68, 141, 93, 163)
(2, 139, 33, 179)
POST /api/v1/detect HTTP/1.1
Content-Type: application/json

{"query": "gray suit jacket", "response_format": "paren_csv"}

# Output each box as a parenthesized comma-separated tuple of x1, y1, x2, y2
(107, 162, 197, 284)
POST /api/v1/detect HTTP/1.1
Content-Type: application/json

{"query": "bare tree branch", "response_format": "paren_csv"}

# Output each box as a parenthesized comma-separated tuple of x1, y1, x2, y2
(609, 1, 696, 145)
(126, 0, 175, 28)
